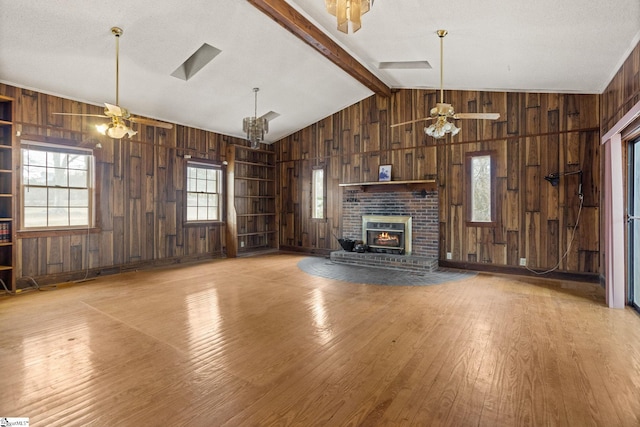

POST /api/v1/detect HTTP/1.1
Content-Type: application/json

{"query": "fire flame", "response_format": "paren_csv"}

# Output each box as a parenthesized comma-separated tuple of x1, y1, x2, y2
(376, 232, 399, 246)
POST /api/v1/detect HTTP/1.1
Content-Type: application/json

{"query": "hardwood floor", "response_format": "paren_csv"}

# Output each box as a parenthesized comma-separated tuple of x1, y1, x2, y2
(1, 253, 639, 426)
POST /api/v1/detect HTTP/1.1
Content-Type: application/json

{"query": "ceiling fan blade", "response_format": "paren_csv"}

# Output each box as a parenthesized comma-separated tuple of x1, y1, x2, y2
(390, 117, 436, 128)
(453, 112, 500, 120)
(129, 116, 173, 129)
(104, 102, 124, 117)
(52, 112, 109, 118)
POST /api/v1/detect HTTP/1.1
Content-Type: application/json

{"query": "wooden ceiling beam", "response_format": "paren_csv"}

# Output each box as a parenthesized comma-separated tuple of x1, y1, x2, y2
(247, 0, 391, 98)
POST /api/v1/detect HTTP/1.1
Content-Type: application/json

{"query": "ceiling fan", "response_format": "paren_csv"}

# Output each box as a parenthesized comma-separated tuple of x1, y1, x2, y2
(391, 30, 500, 138)
(53, 27, 172, 139)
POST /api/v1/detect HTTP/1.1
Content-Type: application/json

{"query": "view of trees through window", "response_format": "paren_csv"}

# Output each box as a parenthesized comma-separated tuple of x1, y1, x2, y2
(312, 168, 324, 219)
(470, 154, 492, 222)
(21, 144, 93, 229)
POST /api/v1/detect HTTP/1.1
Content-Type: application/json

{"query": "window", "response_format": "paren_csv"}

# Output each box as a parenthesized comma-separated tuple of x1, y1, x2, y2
(312, 167, 324, 219)
(21, 142, 94, 229)
(186, 161, 223, 222)
(466, 151, 495, 224)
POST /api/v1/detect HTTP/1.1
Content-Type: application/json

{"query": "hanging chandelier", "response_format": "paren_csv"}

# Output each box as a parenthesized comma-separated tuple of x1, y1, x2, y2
(325, 0, 373, 34)
(243, 88, 268, 149)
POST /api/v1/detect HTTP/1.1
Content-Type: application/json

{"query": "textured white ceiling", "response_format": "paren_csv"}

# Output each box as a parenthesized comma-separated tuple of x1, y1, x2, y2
(0, 0, 638, 142)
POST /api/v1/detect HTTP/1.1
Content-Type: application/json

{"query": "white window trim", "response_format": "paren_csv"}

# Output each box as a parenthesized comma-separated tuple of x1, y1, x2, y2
(470, 154, 492, 223)
(466, 151, 495, 226)
(20, 140, 95, 231)
(186, 160, 224, 223)
(312, 167, 324, 219)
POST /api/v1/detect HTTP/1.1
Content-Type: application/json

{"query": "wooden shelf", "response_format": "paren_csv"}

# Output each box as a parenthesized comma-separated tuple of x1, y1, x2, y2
(236, 213, 276, 217)
(237, 231, 277, 237)
(226, 144, 277, 257)
(0, 96, 14, 292)
(339, 179, 436, 192)
(235, 160, 276, 168)
(234, 176, 275, 182)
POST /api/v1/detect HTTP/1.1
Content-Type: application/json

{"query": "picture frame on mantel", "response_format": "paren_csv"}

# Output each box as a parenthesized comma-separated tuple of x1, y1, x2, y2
(378, 164, 391, 182)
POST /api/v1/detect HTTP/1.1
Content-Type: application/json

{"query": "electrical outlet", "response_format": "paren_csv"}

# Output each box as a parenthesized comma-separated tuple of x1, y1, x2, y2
(240, 241, 245, 248)
(519, 258, 527, 266)
(446, 252, 452, 260)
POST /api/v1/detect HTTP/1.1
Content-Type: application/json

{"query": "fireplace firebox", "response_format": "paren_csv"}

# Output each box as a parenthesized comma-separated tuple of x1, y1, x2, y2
(362, 215, 412, 255)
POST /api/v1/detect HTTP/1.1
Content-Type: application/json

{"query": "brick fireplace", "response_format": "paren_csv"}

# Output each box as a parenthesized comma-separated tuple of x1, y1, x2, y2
(331, 187, 439, 272)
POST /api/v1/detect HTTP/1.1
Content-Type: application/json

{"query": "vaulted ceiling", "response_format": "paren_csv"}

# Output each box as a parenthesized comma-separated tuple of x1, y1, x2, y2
(0, 0, 638, 142)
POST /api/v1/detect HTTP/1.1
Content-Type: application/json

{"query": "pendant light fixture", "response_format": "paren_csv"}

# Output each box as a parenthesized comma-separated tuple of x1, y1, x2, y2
(243, 88, 268, 149)
(325, 0, 373, 34)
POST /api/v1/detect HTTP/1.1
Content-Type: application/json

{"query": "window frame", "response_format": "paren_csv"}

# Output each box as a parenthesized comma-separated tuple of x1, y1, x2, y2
(20, 140, 96, 232)
(184, 159, 226, 225)
(311, 166, 326, 220)
(465, 150, 496, 227)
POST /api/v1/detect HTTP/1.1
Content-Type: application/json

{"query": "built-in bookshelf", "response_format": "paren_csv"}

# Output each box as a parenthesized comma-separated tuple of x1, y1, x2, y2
(0, 95, 15, 293)
(226, 144, 277, 256)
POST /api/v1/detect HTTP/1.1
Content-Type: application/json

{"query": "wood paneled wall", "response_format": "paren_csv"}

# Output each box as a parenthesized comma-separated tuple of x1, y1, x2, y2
(7, 37, 634, 283)
(277, 89, 601, 275)
(0, 84, 249, 286)
(601, 41, 640, 134)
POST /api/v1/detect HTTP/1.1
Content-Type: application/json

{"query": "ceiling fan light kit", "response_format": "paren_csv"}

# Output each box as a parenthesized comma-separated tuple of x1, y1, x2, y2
(52, 26, 173, 140)
(243, 88, 269, 149)
(96, 27, 136, 139)
(95, 100, 136, 138)
(427, 29, 458, 139)
(425, 117, 460, 138)
(96, 118, 137, 139)
(389, 29, 500, 139)
(325, 0, 373, 34)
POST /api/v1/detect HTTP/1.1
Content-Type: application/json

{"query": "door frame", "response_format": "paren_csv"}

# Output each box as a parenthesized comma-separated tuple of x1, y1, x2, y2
(629, 136, 640, 311)
(602, 100, 640, 308)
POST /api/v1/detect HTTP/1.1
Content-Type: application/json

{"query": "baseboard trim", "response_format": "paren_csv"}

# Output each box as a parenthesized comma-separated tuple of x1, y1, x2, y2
(438, 260, 600, 283)
(16, 252, 226, 289)
(278, 246, 333, 257)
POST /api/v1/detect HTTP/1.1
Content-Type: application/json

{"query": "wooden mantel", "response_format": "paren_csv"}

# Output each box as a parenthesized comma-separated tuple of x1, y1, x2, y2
(339, 179, 436, 193)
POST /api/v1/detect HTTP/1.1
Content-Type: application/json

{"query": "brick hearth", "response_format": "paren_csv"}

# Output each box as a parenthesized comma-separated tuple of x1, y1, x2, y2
(330, 251, 439, 273)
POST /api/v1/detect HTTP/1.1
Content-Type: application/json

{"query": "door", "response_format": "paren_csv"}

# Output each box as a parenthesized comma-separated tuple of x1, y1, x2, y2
(630, 138, 640, 310)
